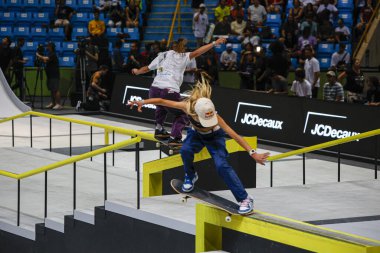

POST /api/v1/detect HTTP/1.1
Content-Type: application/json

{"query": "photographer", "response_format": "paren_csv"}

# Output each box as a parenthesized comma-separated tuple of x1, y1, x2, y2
(0, 36, 12, 82)
(36, 42, 62, 110)
(74, 37, 99, 89)
(11, 38, 27, 101)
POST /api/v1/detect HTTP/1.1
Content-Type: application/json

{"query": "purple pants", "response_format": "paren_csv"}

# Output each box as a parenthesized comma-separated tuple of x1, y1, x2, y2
(149, 86, 189, 139)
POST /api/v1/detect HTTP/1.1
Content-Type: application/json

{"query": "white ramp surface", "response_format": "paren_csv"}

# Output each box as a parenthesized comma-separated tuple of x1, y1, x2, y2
(0, 69, 31, 118)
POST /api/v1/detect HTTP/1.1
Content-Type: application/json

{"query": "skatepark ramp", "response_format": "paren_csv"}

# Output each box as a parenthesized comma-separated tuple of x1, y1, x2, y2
(0, 69, 30, 118)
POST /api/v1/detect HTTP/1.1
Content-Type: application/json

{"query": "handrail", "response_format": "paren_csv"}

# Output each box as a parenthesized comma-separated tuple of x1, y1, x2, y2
(268, 129, 380, 162)
(353, 1, 380, 61)
(167, 0, 182, 48)
(0, 137, 141, 180)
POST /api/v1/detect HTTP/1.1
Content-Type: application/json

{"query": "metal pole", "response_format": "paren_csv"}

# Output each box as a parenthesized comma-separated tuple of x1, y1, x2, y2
(44, 171, 47, 218)
(303, 153, 306, 185)
(73, 162, 76, 212)
(30, 115, 32, 148)
(375, 136, 378, 179)
(90, 126, 93, 161)
(112, 131, 115, 166)
(49, 118, 52, 152)
(12, 119, 14, 147)
(104, 152, 107, 203)
(69, 122, 72, 156)
(136, 137, 140, 209)
(338, 145, 341, 182)
(17, 180, 20, 226)
(270, 161, 273, 187)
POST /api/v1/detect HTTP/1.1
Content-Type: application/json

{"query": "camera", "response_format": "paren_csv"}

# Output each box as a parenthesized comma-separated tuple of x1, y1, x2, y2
(34, 44, 45, 67)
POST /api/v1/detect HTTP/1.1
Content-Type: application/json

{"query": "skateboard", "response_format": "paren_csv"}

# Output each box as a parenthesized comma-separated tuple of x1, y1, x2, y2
(170, 179, 254, 222)
(155, 138, 182, 155)
(203, 23, 215, 44)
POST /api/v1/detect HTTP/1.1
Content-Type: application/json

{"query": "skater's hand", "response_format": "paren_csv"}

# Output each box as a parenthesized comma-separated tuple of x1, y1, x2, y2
(131, 68, 138, 75)
(127, 100, 144, 112)
(214, 37, 227, 45)
(252, 152, 270, 165)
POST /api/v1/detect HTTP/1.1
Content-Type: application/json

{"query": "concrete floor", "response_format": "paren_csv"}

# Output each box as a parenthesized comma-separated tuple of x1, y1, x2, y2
(0, 113, 379, 242)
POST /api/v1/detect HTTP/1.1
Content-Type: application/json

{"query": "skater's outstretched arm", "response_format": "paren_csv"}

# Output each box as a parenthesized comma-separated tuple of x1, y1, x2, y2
(128, 98, 186, 112)
(217, 115, 270, 165)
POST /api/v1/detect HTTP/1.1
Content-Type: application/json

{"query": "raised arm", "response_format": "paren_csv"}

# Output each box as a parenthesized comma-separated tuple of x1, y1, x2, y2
(216, 115, 270, 165)
(128, 98, 187, 112)
(131, 65, 150, 75)
(189, 37, 227, 60)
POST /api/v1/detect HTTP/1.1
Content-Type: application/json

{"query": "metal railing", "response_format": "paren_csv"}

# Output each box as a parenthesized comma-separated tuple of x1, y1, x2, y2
(267, 129, 379, 187)
(167, 0, 182, 48)
(0, 111, 156, 227)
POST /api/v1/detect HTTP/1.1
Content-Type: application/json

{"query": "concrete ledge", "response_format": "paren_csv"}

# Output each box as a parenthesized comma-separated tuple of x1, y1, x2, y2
(74, 209, 95, 225)
(105, 200, 195, 235)
(44, 217, 64, 233)
(0, 220, 35, 240)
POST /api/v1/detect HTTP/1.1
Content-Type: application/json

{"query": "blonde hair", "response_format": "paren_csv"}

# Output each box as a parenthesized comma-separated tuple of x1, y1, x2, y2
(184, 72, 213, 117)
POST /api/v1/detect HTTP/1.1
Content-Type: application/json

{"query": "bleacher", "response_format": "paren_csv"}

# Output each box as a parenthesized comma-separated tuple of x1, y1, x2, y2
(0, 0, 144, 67)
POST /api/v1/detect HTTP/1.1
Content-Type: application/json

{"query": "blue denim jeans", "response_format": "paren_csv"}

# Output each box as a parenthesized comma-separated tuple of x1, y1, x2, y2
(180, 128, 248, 202)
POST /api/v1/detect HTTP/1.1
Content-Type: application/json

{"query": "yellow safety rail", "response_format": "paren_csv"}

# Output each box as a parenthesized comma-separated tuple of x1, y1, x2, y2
(167, 0, 182, 48)
(0, 111, 157, 180)
(267, 129, 380, 162)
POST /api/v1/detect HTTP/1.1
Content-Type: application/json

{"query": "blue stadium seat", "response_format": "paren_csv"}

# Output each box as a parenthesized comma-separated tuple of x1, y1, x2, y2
(318, 57, 331, 70)
(337, 0, 354, 10)
(0, 26, 12, 37)
(39, 0, 55, 13)
(64, 0, 77, 9)
(286, 1, 294, 11)
(124, 28, 139, 40)
(232, 43, 242, 53)
(59, 56, 75, 67)
(16, 12, 33, 26)
(62, 41, 78, 55)
(6, 0, 23, 12)
(72, 27, 88, 39)
(121, 43, 131, 53)
(270, 27, 280, 38)
(318, 43, 335, 55)
(291, 58, 298, 70)
(0, 11, 15, 26)
(23, 0, 39, 12)
(48, 27, 65, 40)
(52, 41, 62, 55)
(338, 12, 353, 26)
(266, 14, 281, 26)
(345, 43, 352, 54)
(31, 27, 48, 41)
(107, 27, 122, 39)
(23, 41, 39, 53)
(72, 12, 89, 27)
(77, 0, 93, 12)
(23, 54, 35, 67)
(13, 26, 30, 39)
(33, 12, 50, 26)
(214, 44, 226, 54)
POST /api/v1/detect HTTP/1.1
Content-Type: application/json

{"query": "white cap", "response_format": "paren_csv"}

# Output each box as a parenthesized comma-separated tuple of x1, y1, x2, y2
(194, 98, 218, 127)
(199, 3, 206, 8)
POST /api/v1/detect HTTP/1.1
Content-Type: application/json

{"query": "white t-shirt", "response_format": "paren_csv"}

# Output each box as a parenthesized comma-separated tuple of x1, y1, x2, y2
(248, 4, 267, 23)
(335, 26, 351, 36)
(316, 4, 338, 23)
(220, 50, 237, 64)
(304, 57, 320, 87)
(193, 12, 209, 38)
(183, 58, 197, 83)
(148, 50, 191, 92)
(300, 0, 317, 6)
(330, 51, 350, 67)
(291, 79, 312, 97)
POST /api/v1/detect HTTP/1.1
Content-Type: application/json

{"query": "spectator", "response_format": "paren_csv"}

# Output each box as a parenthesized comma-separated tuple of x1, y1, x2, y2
(191, 0, 205, 11)
(193, 3, 209, 47)
(214, 0, 231, 23)
(265, 0, 283, 13)
(300, 0, 318, 7)
(366, 76, 380, 106)
(281, 15, 299, 51)
(291, 68, 312, 98)
(125, 0, 140, 28)
(196, 49, 219, 85)
(338, 58, 365, 103)
(355, 0, 373, 39)
(112, 40, 125, 72)
(214, 16, 232, 35)
(323, 71, 344, 102)
(316, 0, 338, 24)
(248, 0, 267, 25)
(11, 38, 27, 101)
(241, 26, 261, 46)
(302, 3, 316, 19)
(298, 27, 317, 50)
(330, 43, 350, 71)
(230, 2, 245, 21)
(300, 13, 318, 36)
(183, 58, 198, 87)
(54, 0, 75, 41)
(94, 0, 121, 13)
(266, 41, 291, 94)
(231, 15, 247, 36)
(149, 41, 162, 62)
(288, 0, 303, 22)
(74, 39, 99, 89)
(254, 45, 268, 91)
(317, 19, 335, 42)
(304, 46, 320, 98)
(36, 42, 62, 109)
(0, 37, 13, 82)
(88, 9, 106, 38)
(125, 41, 143, 73)
(107, 1, 124, 27)
(335, 18, 351, 42)
(239, 43, 255, 89)
(220, 44, 237, 70)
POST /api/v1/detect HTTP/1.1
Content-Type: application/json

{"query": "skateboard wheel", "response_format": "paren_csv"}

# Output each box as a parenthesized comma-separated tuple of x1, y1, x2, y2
(169, 150, 174, 155)
(225, 216, 232, 222)
(181, 197, 187, 203)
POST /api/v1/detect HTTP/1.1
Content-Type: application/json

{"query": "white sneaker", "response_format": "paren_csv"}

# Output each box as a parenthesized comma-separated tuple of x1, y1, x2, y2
(45, 103, 54, 109)
(238, 196, 254, 214)
(52, 104, 63, 110)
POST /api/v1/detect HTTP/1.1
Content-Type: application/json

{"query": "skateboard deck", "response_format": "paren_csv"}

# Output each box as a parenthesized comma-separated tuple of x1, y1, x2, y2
(203, 23, 215, 44)
(156, 138, 181, 155)
(170, 179, 253, 220)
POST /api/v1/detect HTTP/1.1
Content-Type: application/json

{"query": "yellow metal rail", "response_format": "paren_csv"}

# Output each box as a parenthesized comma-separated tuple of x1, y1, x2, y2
(167, 0, 182, 48)
(268, 129, 380, 162)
